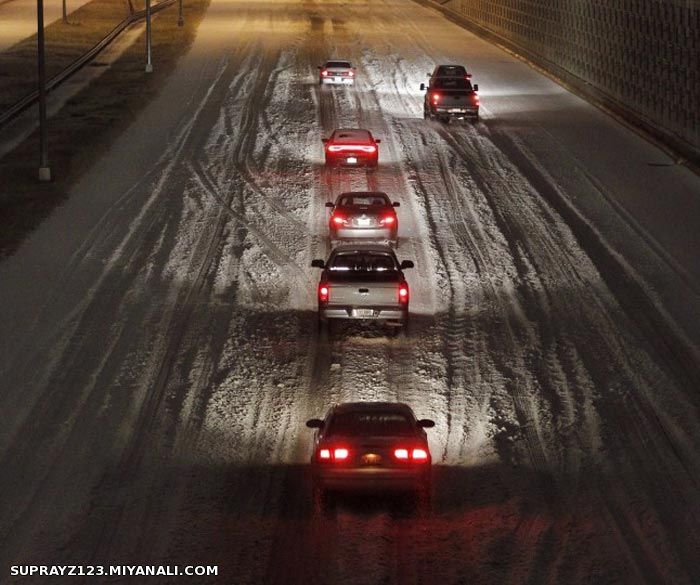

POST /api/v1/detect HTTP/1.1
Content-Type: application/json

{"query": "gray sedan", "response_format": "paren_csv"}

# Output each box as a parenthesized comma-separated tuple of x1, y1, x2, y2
(326, 192, 400, 246)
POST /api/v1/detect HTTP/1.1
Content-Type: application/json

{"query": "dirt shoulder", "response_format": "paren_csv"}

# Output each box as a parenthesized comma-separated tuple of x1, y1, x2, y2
(0, 0, 210, 258)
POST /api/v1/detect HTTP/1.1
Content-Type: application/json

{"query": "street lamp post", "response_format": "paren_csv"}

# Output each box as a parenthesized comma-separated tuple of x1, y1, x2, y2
(178, 0, 183, 27)
(62, 0, 67, 23)
(145, 0, 153, 73)
(37, 0, 51, 182)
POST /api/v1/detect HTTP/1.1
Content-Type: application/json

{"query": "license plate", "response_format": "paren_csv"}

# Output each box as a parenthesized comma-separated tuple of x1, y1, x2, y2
(335, 77, 342, 82)
(353, 308, 374, 318)
(449, 108, 464, 113)
(362, 453, 382, 466)
(346, 157, 358, 164)
(357, 217, 371, 226)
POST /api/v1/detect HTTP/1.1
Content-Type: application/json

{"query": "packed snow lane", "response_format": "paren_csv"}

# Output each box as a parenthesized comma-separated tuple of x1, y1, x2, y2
(1, 0, 700, 583)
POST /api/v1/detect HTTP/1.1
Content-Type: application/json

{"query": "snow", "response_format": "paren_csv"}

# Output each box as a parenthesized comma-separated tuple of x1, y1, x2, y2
(1, 0, 700, 582)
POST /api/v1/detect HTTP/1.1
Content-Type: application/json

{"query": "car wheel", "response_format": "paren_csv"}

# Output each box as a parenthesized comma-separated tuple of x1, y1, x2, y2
(423, 106, 432, 120)
(313, 481, 335, 515)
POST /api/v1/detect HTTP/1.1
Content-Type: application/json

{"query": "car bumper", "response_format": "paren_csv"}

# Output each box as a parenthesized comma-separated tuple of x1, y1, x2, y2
(433, 107, 478, 117)
(326, 155, 377, 167)
(320, 306, 407, 321)
(314, 466, 429, 492)
(331, 227, 397, 241)
(321, 77, 355, 85)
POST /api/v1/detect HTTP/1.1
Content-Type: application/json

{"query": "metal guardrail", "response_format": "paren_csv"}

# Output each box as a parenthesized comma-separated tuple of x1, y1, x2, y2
(0, 0, 176, 129)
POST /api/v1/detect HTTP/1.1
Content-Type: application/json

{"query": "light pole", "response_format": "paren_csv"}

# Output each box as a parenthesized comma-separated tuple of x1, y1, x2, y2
(145, 0, 153, 73)
(62, 0, 67, 23)
(37, 0, 51, 182)
(178, 0, 183, 27)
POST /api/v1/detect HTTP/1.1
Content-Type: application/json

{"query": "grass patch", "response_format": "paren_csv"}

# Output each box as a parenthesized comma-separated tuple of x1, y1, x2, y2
(0, 0, 132, 110)
(0, 0, 210, 258)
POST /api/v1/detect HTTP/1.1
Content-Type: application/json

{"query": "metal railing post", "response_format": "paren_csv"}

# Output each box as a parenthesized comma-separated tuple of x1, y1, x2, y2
(145, 0, 153, 72)
(37, 0, 52, 181)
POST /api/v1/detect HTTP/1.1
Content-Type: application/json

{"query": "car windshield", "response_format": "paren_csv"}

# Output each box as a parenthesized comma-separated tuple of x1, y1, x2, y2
(326, 61, 351, 68)
(433, 78, 472, 90)
(328, 252, 399, 282)
(338, 194, 390, 207)
(328, 411, 414, 437)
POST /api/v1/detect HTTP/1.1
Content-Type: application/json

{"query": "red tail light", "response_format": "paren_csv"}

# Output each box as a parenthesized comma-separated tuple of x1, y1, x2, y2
(317, 446, 350, 462)
(398, 284, 409, 304)
(394, 447, 429, 462)
(321, 69, 329, 77)
(327, 144, 376, 153)
(472, 94, 480, 105)
(431, 92, 440, 105)
(412, 448, 429, 461)
(380, 215, 395, 226)
(318, 284, 329, 302)
(348, 70, 355, 77)
(332, 214, 346, 225)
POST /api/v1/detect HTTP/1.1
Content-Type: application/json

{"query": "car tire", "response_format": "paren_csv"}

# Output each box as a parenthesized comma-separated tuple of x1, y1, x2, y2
(423, 106, 432, 120)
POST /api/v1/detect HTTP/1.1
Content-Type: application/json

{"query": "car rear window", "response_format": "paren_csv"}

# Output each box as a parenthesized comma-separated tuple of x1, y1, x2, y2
(433, 78, 472, 90)
(338, 194, 390, 207)
(328, 253, 400, 282)
(436, 65, 467, 77)
(328, 412, 414, 436)
(334, 130, 371, 142)
(326, 61, 351, 68)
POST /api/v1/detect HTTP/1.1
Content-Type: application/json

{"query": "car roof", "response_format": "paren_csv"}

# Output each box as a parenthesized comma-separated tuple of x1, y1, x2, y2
(325, 60, 351, 66)
(332, 129, 372, 142)
(331, 402, 416, 416)
(330, 242, 396, 254)
(336, 192, 390, 204)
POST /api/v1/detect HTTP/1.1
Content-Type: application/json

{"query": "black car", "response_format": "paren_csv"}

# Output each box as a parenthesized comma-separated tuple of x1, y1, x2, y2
(306, 402, 434, 498)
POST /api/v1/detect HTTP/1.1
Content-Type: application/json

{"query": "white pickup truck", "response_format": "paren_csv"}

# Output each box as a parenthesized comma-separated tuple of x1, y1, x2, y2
(311, 244, 414, 331)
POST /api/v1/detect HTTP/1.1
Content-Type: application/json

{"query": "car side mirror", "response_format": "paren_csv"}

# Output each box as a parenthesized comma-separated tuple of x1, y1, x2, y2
(321, 138, 328, 143)
(306, 419, 324, 429)
(400, 260, 414, 270)
(420, 83, 425, 91)
(473, 84, 479, 92)
(375, 139, 381, 144)
(392, 201, 400, 207)
(325, 202, 335, 208)
(311, 259, 325, 268)
(417, 419, 435, 428)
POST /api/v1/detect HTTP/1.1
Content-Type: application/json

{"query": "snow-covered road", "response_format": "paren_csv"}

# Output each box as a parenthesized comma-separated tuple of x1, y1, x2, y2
(1, 0, 699, 582)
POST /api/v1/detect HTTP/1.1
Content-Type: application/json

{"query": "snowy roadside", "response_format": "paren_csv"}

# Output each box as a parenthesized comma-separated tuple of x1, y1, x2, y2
(0, 0, 210, 258)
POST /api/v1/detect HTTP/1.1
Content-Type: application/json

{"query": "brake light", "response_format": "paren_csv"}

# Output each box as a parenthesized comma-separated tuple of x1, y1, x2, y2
(317, 446, 350, 462)
(348, 70, 354, 77)
(380, 215, 395, 225)
(332, 215, 346, 225)
(412, 448, 428, 461)
(472, 94, 480, 105)
(394, 447, 429, 461)
(327, 144, 376, 153)
(398, 284, 409, 304)
(318, 284, 329, 302)
(321, 69, 329, 77)
(431, 92, 440, 105)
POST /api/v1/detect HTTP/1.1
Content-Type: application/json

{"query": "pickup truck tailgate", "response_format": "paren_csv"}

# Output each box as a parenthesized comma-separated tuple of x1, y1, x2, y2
(329, 280, 399, 306)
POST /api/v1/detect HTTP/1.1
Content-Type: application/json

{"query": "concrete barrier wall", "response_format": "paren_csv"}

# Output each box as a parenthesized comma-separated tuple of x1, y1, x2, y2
(443, 0, 700, 157)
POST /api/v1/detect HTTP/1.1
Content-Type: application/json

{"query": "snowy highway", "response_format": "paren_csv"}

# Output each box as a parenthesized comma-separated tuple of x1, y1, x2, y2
(1, 0, 700, 582)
